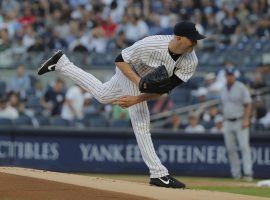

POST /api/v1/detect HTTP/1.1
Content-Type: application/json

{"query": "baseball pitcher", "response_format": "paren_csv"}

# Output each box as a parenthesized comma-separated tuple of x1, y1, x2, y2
(38, 21, 206, 188)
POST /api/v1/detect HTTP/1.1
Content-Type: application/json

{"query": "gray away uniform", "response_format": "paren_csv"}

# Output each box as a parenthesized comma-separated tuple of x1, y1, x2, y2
(221, 81, 253, 178)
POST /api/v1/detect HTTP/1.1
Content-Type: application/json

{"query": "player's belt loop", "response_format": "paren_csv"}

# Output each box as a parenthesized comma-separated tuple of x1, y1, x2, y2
(226, 117, 243, 122)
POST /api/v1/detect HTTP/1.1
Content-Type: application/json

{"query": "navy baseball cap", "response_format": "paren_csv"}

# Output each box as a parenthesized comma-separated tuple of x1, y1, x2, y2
(174, 21, 206, 40)
(225, 67, 236, 76)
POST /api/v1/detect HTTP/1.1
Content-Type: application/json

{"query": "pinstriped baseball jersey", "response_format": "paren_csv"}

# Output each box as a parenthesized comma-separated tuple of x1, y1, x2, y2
(121, 35, 198, 82)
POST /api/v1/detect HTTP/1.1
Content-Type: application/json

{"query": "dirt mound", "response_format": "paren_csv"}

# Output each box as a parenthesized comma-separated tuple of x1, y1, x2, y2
(0, 172, 151, 200)
(0, 167, 267, 200)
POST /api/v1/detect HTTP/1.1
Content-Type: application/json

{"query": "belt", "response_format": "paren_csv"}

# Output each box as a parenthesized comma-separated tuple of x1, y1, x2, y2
(226, 117, 242, 122)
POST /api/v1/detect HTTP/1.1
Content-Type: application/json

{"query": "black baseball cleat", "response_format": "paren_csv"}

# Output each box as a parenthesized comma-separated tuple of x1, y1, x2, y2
(38, 50, 63, 75)
(150, 175, 186, 189)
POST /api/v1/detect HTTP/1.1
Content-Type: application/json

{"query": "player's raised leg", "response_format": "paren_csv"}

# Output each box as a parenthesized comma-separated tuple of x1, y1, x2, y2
(38, 51, 122, 104)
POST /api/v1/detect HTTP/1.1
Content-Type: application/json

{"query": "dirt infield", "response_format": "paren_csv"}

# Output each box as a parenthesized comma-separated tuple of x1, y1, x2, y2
(0, 173, 152, 200)
(0, 167, 268, 200)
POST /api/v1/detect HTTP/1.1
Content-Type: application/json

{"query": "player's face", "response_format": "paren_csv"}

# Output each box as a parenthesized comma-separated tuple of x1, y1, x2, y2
(180, 37, 197, 52)
(226, 74, 235, 85)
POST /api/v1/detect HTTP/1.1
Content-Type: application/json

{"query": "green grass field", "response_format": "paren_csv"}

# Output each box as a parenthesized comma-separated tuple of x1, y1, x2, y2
(81, 174, 270, 198)
(193, 185, 270, 198)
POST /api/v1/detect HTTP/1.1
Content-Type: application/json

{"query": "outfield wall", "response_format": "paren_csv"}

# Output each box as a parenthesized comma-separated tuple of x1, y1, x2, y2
(0, 127, 269, 178)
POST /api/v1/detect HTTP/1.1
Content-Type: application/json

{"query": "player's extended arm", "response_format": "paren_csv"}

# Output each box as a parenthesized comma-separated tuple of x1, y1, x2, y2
(242, 103, 252, 128)
(115, 54, 141, 86)
(113, 93, 161, 108)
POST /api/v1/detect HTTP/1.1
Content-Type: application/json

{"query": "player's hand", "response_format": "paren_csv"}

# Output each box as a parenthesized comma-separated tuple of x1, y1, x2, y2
(242, 119, 250, 128)
(113, 96, 140, 108)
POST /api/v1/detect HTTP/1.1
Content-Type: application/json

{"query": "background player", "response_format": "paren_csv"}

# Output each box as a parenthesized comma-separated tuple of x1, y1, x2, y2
(38, 21, 206, 188)
(221, 68, 253, 181)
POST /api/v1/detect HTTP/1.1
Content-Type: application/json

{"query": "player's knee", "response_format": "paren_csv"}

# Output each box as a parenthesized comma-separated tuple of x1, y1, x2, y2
(96, 98, 107, 104)
(133, 124, 150, 133)
(96, 95, 110, 104)
(227, 148, 238, 155)
(129, 107, 149, 117)
(239, 145, 249, 153)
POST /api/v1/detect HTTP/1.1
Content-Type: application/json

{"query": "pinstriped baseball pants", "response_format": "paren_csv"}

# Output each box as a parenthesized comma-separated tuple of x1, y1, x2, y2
(56, 55, 169, 178)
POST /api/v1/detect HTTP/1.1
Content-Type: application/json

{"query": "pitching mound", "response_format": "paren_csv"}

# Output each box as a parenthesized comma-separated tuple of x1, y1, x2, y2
(0, 167, 267, 200)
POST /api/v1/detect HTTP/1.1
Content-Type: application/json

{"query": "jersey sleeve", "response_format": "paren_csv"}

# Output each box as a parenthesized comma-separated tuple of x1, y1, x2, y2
(121, 38, 146, 63)
(241, 84, 252, 104)
(174, 53, 198, 82)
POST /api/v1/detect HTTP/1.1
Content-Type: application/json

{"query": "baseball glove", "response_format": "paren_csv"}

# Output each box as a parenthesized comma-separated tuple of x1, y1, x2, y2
(139, 65, 177, 94)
